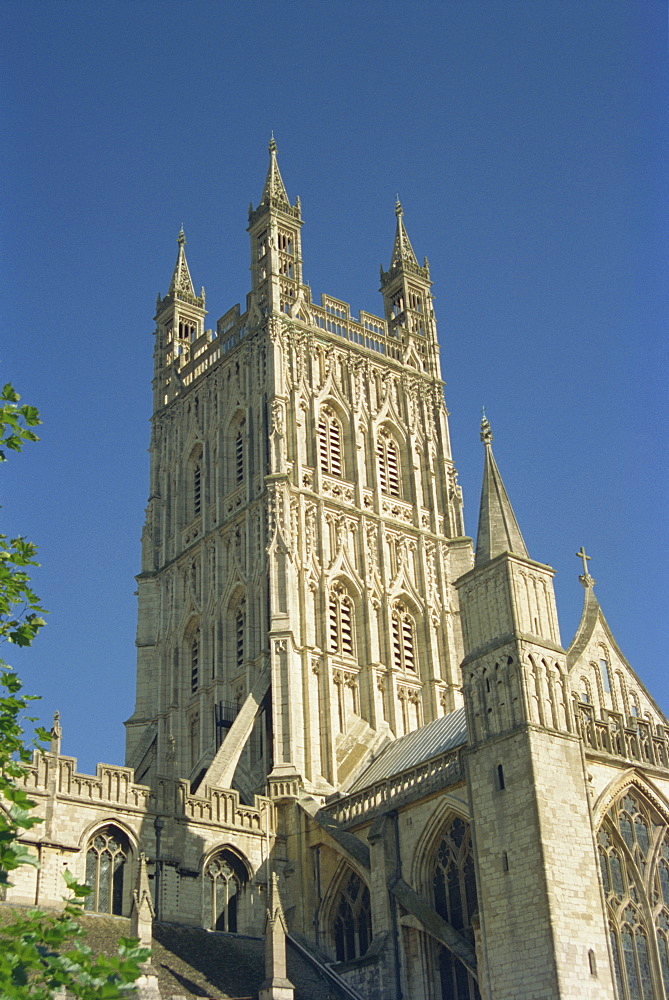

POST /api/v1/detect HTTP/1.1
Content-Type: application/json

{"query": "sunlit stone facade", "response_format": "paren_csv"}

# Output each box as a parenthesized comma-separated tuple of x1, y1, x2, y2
(7, 144, 669, 1000)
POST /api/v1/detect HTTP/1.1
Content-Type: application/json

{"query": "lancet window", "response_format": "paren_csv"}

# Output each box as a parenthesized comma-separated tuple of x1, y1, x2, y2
(205, 850, 249, 933)
(235, 601, 246, 672)
(391, 602, 416, 672)
(235, 426, 244, 484)
(432, 816, 481, 1000)
(84, 826, 129, 916)
(193, 464, 202, 517)
(190, 633, 200, 693)
(598, 787, 669, 999)
(319, 407, 343, 477)
(329, 584, 354, 657)
(377, 428, 401, 497)
(332, 870, 372, 963)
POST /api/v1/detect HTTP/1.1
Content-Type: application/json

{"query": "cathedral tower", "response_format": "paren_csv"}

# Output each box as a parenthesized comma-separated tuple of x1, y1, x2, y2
(456, 416, 614, 1000)
(126, 141, 472, 803)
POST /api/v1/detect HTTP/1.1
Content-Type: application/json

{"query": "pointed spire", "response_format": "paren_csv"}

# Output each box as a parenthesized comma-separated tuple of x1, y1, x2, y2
(475, 413, 529, 566)
(258, 134, 290, 210)
(168, 228, 196, 297)
(380, 198, 429, 288)
(390, 199, 419, 269)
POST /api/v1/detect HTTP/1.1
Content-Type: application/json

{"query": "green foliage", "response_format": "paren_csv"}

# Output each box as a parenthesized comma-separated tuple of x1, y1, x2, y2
(0, 383, 40, 463)
(0, 382, 150, 996)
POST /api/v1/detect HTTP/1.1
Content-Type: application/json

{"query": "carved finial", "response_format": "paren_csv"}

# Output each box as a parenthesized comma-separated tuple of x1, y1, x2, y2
(576, 546, 596, 588)
(480, 408, 493, 445)
(395, 197, 403, 217)
(131, 851, 155, 953)
(269, 132, 277, 153)
(177, 228, 185, 247)
(50, 710, 62, 755)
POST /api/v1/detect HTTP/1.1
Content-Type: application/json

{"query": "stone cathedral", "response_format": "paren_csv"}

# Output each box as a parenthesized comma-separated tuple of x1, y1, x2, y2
(7, 143, 669, 1000)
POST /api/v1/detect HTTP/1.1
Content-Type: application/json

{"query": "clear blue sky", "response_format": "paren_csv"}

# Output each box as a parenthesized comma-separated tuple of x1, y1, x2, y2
(2, 1, 667, 773)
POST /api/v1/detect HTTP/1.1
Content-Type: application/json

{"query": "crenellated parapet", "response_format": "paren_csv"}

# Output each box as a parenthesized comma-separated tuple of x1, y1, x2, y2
(575, 702, 669, 770)
(20, 751, 272, 832)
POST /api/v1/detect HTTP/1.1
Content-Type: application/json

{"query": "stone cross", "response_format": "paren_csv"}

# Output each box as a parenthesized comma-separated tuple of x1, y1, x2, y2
(576, 546, 591, 576)
(576, 546, 595, 587)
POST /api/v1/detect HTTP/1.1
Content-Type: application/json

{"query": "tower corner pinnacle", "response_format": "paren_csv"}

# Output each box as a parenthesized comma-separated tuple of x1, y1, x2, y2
(475, 415, 529, 566)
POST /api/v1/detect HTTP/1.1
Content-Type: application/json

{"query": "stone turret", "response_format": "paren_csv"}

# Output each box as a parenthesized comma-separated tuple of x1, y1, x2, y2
(248, 136, 305, 316)
(455, 415, 615, 1000)
(380, 199, 440, 375)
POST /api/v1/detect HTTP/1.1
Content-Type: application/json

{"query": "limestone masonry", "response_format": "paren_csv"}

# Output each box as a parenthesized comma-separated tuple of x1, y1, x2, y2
(6, 142, 668, 1000)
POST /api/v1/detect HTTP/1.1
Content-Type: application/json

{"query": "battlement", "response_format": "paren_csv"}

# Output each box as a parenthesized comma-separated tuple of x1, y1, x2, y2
(21, 752, 271, 833)
(575, 702, 669, 770)
(157, 289, 421, 409)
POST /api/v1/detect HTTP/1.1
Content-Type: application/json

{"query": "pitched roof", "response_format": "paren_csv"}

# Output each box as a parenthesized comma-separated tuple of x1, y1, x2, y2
(346, 707, 467, 793)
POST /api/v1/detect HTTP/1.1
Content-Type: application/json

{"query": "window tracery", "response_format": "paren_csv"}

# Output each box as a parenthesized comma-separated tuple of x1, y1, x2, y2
(205, 849, 248, 933)
(318, 407, 343, 477)
(598, 787, 669, 999)
(432, 815, 481, 1000)
(331, 870, 372, 963)
(377, 428, 401, 497)
(84, 826, 129, 915)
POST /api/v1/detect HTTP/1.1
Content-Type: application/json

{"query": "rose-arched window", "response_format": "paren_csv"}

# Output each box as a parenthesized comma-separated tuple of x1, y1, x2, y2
(205, 849, 249, 933)
(598, 787, 669, 998)
(432, 816, 481, 1000)
(84, 826, 130, 915)
(332, 870, 372, 963)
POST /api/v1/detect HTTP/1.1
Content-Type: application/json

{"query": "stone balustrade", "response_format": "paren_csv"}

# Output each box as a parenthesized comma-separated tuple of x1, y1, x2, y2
(323, 746, 464, 828)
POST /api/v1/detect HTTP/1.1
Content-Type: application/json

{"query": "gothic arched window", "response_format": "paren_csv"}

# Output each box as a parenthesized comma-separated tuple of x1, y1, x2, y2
(235, 601, 246, 672)
(329, 584, 354, 657)
(318, 407, 343, 477)
(193, 463, 202, 517)
(84, 826, 129, 915)
(432, 816, 481, 1000)
(235, 428, 244, 484)
(598, 787, 669, 999)
(205, 849, 249, 933)
(377, 428, 401, 497)
(391, 602, 416, 672)
(191, 633, 200, 693)
(332, 870, 372, 963)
